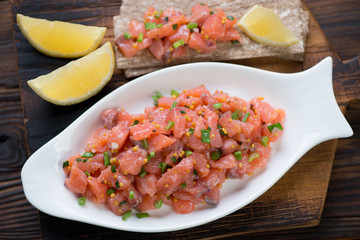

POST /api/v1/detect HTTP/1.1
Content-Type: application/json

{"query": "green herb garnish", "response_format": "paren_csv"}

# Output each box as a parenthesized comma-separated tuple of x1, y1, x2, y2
(145, 22, 156, 30)
(261, 136, 269, 147)
(231, 110, 241, 120)
(154, 199, 163, 209)
(242, 112, 250, 122)
(137, 32, 143, 42)
(213, 103, 222, 109)
(158, 162, 167, 174)
(81, 152, 95, 158)
(170, 101, 177, 110)
(248, 152, 260, 163)
(173, 39, 185, 49)
(234, 151, 242, 160)
(123, 32, 132, 39)
(136, 212, 150, 218)
(165, 120, 175, 130)
(122, 210, 132, 221)
(201, 128, 211, 143)
(62, 161, 69, 168)
(78, 196, 86, 206)
(210, 150, 222, 160)
(267, 123, 283, 133)
(103, 152, 110, 167)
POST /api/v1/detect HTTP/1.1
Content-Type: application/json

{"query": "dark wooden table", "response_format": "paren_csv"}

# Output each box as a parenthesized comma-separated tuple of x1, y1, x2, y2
(1, 0, 359, 239)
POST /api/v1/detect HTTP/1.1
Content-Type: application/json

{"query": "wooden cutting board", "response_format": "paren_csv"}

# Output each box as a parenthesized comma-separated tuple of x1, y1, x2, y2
(11, 0, 357, 239)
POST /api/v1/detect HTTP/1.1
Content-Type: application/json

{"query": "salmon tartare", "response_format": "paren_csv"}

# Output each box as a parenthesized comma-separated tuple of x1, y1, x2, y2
(63, 85, 285, 219)
(115, 4, 241, 62)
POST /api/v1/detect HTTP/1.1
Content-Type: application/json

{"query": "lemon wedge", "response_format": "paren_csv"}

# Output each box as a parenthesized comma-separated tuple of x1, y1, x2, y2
(27, 42, 115, 105)
(17, 13, 106, 58)
(238, 5, 300, 47)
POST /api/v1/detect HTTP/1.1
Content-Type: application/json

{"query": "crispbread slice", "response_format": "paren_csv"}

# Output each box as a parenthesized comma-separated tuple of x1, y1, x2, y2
(114, 0, 309, 77)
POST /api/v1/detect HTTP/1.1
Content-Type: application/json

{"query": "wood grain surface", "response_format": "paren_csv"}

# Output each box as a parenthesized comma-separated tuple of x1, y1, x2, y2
(1, 0, 359, 239)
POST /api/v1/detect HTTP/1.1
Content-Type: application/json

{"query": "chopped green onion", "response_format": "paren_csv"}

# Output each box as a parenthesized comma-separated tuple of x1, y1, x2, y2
(231, 40, 239, 44)
(129, 190, 135, 199)
(154, 9, 163, 19)
(181, 183, 186, 189)
(234, 151, 242, 160)
(210, 11, 214, 15)
(158, 162, 167, 173)
(242, 112, 250, 122)
(82, 158, 87, 163)
(137, 32, 143, 42)
(189, 128, 194, 135)
(62, 161, 69, 168)
(201, 128, 211, 143)
(123, 32, 132, 39)
(213, 103, 222, 109)
(193, 169, 198, 177)
(248, 152, 260, 163)
(111, 165, 116, 173)
(171, 156, 177, 164)
(170, 101, 177, 110)
(231, 110, 241, 120)
(76, 158, 82, 162)
(140, 167, 147, 178)
(171, 89, 180, 97)
(78, 196, 86, 206)
(165, 120, 175, 130)
(81, 152, 95, 158)
(119, 200, 127, 206)
(165, 16, 169, 22)
(210, 150, 222, 160)
(122, 210, 132, 221)
(104, 152, 110, 167)
(157, 23, 163, 28)
(145, 22, 157, 30)
(173, 39, 185, 49)
(136, 212, 150, 218)
(115, 181, 120, 189)
(180, 110, 186, 114)
(184, 105, 190, 108)
(217, 124, 227, 136)
(185, 151, 193, 156)
(172, 24, 178, 30)
(261, 136, 269, 147)
(267, 123, 283, 133)
(85, 171, 90, 176)
(107, 188, 115, 196)
(152, 91, 163, 106)
(132, 119, 139, 126)
(141, 139, 148, 150)
(187, 22, 198, 30)
(154, 199, 163, 209)
(149, 151, 155, 158)
(227, 16, 234, 20)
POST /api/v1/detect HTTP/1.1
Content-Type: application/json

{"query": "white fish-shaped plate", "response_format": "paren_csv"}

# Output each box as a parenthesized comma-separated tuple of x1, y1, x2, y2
(21, 57, 353, 232)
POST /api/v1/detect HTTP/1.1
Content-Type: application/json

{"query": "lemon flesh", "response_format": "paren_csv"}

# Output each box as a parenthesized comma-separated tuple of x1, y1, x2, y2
(27, 42, 115, 105)
(238, 5, 300, 47)
(17, 13, 106, 58)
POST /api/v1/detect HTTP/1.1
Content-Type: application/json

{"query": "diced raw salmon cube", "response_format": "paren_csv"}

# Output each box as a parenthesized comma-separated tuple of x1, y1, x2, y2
(172, 199, 195, 214)
(107, 191, 132, 216)
(86, 177, 108, 204)
(107, 122, 129, 152)
(119, 147, 147, 175)
(64, 164, 88, 194)
(135, 174, 158, 197)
